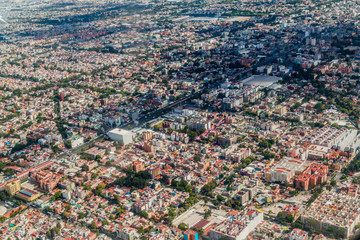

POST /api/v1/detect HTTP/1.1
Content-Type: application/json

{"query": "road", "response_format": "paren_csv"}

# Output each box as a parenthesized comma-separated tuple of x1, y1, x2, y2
(55, 87, 208, 160)
(56, 135, 105, 159)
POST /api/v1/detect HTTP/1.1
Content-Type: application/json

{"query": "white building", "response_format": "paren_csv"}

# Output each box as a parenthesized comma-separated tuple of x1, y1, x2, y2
(70, 136, 84, 148)
(62, 190, 72, 200)
(108, 128, 133, 145)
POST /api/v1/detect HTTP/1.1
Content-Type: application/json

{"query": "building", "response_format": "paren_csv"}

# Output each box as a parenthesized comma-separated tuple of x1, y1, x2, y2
(295, 163, 328, 190)
(184, 230, 199, 240)
(218, 135, 237, 147)
(148, 164, 161, 178)
(301, 189, 360, 238)
(170, 132, 189, 143)
(241, 75, 280, 88)
(32, 170, 61, 191)
(143, 131, 153, 141)
(143, 142, 155, 153)
(289, 228, 308, 240)
(87, 161, 99, 171)
(70, 135, 84, 148)
(133, 161, 145, 173)
(235, 186, 257, 206)
(59, 92, 65, 101)
(265, 157, 308, 183)
(108, 128, 133, 146)
(186, 119, 211, 131)
(236, 191, 249, 206)
(282, 205, 301, 221)
(5, 180, 21, 196)
(273, 106, 288, 116)
(15, 189, 41, 202)
(224, 148, 252, 162)
(210, 209, 263, 240)
(303, 126, 360, 152)
(116, 226, 140, 240)
(83, 147, 106, 159)
(313, 234, 327, 240)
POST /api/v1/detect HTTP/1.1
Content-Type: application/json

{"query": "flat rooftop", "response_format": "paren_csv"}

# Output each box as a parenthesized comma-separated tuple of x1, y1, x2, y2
(242, 75, 281, 87)
(108, 128, 132, 135)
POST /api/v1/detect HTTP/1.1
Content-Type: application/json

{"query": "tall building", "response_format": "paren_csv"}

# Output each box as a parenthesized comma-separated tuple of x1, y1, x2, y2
(236, 190, 249, 206)
(143, 131, 153, 141)
(148, 164, 161, 178)
(59, 92, 65, 101)
(143, 142, 154, 153)
(5, 179, 21, 196)
(133, 161, 144, 173)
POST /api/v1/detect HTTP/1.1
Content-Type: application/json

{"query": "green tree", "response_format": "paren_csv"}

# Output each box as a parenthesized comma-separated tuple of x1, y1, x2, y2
(193, 155, 201, 162)
(139, 210, 148, 218)
(116, 207, 126, 215)
(314, 103, 325, 113)
(178, 222, 188, 231)
(330, 180, 337, 186)
(204, 209, 212, 219)
(285, 214, 294, 223)
(168, 208, 177, 217)
(217, 194, 225, 202)
(65, 205, 71, 211)
(54, 190, 62, 199)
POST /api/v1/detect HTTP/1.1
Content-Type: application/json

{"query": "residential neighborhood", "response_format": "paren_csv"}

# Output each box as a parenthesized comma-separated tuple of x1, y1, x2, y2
(0, 0, 360, 239)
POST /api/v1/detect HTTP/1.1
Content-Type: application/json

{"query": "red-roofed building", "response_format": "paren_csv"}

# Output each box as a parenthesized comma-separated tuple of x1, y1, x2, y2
(295, 163, 328, 190)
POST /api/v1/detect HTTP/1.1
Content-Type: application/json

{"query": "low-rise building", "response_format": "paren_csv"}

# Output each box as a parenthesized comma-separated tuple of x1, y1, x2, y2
(209, 209, 263, 240)
(301, 189, 360, 238)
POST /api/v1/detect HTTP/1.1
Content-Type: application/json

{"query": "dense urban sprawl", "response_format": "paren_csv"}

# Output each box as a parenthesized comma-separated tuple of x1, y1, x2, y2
(0, 0, 360, 239)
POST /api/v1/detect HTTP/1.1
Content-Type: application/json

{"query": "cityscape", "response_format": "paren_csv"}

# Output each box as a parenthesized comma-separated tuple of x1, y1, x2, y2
(0, 0, 360, 239)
